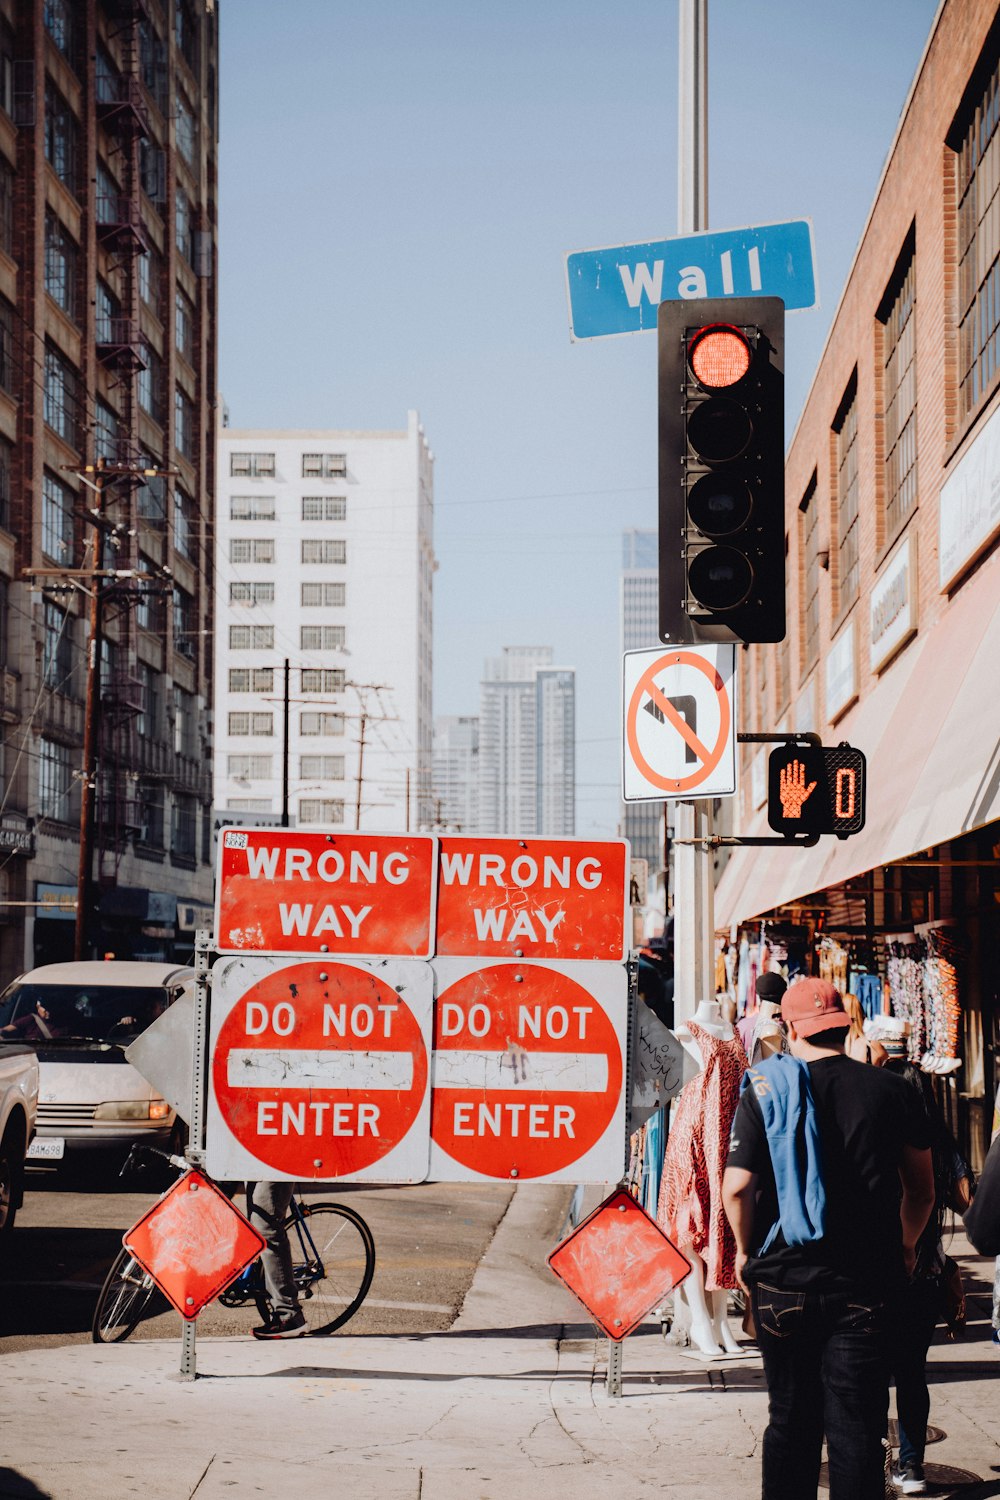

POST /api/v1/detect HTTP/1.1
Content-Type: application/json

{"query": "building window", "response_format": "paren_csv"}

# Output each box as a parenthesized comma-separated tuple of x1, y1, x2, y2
(95, 279, 119, 344)
(302, 496, 347, 521)
(175, 388, 196, 462)
(138, 342, 166, 425)
(45, 214, 78, 320)
(136, 663, 159, 739)
(171, 793, 197, 859)
(230, 452, 275, 478)
(300, 669, 345, 693)
(299, 712, 345, 736)
(0, 157, 13, 258)
(301, 539, 346, 565)
(300, 625, 346, 651)
(833, 375, 859, 612)
(42, 598, 73, 688)
(230, 494, 275, 520)
(137, 245, 163, 317)
(173, 587, 195, 658)
(174, 488, 194, 559)
(299, 799, 345, 825)
(38, 738, 73, 820)
(302, 453, 347, 478)
(44, 344, 78, 445)
(175, 91, 196, 165)
(228, 754, 272, 781)
(138, 460, 167, 526)
(0, 24, 12, 121)
(229, 581, 275, 605)
(140, 17, 167, 108)
(956, 53, 1000, 420)
(227, 798, 271, 812)
(44, 0, 76, 64)
(229, 668, 273, 693)
(175, 287, 195, 363)
(94, 400, 119, 464)
(229, 624, 274, 650)
(175, 185, 192, 262)
(228, 711, 273, 736)
(0, 297, 12, 394)
(300, 755, 345, 780)
(136, 557, 163, 632)
(42, 471, 74, 560)
(301, 582, 346, 607)
(44, 80, 79, 195)
(799, 473, 820, 676)
(230, 537, 274, 564)
(0, 433, 11, 530)
(881, 243, 918, 536)
(172, 685, 196, 757)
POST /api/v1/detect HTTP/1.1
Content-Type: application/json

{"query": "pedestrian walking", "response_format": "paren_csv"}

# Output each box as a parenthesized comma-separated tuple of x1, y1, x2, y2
(722, 978, 935, 1500)
(246, 1181, 307, 1338)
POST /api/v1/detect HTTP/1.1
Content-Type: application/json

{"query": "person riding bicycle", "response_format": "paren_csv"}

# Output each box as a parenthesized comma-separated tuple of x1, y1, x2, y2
(247, 1181, 307, 1338)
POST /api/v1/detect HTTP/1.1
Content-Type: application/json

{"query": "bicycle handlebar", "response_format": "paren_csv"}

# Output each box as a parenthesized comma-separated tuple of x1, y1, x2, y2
(119, 1142, 191, 1179)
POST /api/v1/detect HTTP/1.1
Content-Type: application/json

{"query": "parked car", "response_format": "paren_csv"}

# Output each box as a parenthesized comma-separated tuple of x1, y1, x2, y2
(0, 961, 193, 1171)
(0, 1039, 39, 1233)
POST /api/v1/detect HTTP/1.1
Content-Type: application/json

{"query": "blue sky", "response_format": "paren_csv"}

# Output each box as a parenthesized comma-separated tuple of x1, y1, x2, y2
(218, 0, 940, 835)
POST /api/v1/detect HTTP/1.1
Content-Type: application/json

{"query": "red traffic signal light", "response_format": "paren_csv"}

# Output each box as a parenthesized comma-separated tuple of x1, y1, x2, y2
(767, 744, 866, 839)
(659, 296, 785, 645)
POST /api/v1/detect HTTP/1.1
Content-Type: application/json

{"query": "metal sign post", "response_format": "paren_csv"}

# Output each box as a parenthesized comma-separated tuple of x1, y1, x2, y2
(178, 928, 212, 1382)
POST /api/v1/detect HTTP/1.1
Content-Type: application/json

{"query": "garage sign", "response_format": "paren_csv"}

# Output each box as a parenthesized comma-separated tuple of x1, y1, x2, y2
(435, 836, 629, 961)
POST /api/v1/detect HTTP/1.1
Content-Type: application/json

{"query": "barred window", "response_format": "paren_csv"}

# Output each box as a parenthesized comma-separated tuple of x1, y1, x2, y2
(42, 471, 75, 560)
(799, 474, 820, 676)
(38, 738, 73, 819)
(834, 376, 859, 611)
(230, 495, 275, 521)
(171, 792, 197, 858)
(230, 537, 274, 564)
(229, 624, 274, 650)
(300, 625, 346, 651)
(300, 755, 345, 779)
(229, 581, 275, 605)
(301, 453, 346, 478)
(301, 582, 346, 607)
(229, 667, 274, 693)
(228, 754, 273, 780)
(302, 496, 347, 521)
(175, 388, 196, 462)
(230, 452, 275, 478)
(228, 711, 273, 736)
(45, 214, 78, 320)
(299, 712, 345, 736)
(173, 588, 195, 659)
(302, 539, 346, 565)
(174, 488, 194, 560)
(956, 52, 1000, 420)
(44, 344, 78, 445)
(299, 799, 345, 825)
(44, 80, 79, 195)
(42, 598, 73, 687)
(881, 242, 917, 536)
(227, 798, 271, 812)
(300, 668, 345, 693)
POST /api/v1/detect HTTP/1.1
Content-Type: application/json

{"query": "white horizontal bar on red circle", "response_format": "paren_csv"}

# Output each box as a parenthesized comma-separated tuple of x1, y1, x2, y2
(226, 1049, 415, 1091)
(431, 1050, 609, 1092)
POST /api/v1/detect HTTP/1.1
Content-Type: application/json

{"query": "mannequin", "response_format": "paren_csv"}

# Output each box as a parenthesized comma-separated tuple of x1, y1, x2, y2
(660, 998, 747, 1356)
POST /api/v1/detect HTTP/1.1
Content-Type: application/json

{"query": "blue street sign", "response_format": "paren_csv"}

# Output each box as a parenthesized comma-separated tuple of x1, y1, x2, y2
(564, 218, 817, 341)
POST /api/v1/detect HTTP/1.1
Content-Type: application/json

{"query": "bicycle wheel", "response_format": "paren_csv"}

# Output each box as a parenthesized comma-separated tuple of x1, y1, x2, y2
(287, 1202, 375, 1336)
(92, 1247, 164, 1343)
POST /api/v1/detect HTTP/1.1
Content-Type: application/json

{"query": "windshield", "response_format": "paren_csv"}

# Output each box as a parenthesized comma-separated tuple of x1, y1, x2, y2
(0, 982, 171, 1045)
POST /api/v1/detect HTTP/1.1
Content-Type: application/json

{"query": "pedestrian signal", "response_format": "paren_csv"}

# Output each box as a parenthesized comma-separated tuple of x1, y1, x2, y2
(767, 744, 866, 839)
(658, 295, 785, 645)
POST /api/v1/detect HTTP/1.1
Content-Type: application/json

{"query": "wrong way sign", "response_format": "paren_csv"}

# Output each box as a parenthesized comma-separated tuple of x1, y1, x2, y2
(435, 836, 629, 961)
(622, 644, 737, 800)
(206, 956, 433, 1182)
(429, 960, 627, 1184)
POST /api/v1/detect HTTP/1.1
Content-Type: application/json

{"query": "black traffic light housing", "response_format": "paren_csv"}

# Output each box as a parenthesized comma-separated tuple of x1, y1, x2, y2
(767, 743, 867, 840)
(659, 295, 785, 645)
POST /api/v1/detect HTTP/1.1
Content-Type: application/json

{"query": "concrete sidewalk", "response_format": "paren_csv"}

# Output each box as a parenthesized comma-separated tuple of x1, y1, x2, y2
(1, 1190, 998, 1500)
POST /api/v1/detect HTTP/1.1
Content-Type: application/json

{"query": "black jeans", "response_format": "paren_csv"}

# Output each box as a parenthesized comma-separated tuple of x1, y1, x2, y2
(890, 1276, 940, 1468)
(751, 1281, 890, 1500)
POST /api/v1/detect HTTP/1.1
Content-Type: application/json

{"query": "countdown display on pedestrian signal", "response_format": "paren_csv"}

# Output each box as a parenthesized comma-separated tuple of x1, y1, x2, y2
(767, 743, 866, 839)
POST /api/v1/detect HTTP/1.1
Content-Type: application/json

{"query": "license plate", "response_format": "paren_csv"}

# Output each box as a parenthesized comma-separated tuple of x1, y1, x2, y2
(27, 1137, 65, 1160)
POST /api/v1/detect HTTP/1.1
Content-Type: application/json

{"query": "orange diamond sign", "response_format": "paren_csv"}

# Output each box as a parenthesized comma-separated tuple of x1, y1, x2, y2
(123, 1171, 265, 1320)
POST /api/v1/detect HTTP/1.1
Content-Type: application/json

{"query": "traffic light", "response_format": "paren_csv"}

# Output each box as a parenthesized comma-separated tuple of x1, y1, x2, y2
(767, 743, 867, 839)
(658, 295, 785, 644)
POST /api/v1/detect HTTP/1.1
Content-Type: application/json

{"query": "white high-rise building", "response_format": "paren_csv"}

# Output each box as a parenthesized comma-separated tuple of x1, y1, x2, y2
(478, 647, 575, 836)
(216, 413, 435, 831)
(621, 529, 664, 871)
(432, 715, 480, 831)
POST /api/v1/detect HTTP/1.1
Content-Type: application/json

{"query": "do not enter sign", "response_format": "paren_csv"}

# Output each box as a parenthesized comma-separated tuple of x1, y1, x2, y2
(207, 956, 433, 1183)
(429, 960, 627, 1184)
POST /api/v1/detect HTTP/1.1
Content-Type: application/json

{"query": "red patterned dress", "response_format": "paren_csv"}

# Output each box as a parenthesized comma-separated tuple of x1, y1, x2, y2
(657, 1020, 747, 1290)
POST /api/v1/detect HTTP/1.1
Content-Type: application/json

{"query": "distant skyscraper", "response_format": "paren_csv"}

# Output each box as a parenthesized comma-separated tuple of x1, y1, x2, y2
(621, 530, 664, 871)
(478, 648, 575, 836)
(432, 715, 480, 831)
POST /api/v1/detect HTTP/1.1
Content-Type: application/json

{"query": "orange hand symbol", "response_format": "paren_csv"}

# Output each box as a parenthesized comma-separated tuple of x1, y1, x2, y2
(778, 758, 817, 819)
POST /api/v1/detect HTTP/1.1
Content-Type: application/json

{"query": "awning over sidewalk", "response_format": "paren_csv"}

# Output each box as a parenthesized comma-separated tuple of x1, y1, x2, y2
(715, 548, 1000, 927)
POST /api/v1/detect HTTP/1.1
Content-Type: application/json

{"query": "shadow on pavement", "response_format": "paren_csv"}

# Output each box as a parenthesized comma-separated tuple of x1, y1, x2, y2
(0, 1468, 53, 1498)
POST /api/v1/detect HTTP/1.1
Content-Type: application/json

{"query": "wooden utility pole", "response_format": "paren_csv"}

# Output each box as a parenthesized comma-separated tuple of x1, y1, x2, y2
(74, 463, 105, 961)
(281, 658, 290, 827)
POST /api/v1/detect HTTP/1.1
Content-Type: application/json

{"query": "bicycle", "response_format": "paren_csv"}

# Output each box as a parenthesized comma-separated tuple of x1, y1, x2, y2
(92, 1144, 376, 1344)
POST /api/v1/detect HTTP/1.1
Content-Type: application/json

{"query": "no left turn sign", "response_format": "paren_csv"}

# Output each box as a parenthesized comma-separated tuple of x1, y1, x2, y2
(622, 644, 737, 801)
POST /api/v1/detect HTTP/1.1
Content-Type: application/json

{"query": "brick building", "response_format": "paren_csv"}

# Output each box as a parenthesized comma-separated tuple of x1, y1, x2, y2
(715, 0, 1000, 1161)
(0, 0, 218, 974)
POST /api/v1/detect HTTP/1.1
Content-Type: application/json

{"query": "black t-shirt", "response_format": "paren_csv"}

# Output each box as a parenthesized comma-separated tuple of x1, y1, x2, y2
(726, 1053, 932, 1293)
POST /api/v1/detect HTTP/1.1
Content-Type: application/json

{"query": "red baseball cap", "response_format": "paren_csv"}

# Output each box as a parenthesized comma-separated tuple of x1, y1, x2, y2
(781, 979, 849, 1038)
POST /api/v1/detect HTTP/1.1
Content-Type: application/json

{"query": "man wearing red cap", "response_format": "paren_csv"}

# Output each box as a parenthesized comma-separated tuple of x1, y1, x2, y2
(723, 978, 935, 1500)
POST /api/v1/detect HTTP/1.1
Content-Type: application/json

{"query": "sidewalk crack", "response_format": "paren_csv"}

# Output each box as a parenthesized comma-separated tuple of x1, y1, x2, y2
(189, 1454, 216, 1497)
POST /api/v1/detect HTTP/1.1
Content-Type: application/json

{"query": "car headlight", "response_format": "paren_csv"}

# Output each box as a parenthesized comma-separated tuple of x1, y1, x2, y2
(93, 1099, 171, 1122)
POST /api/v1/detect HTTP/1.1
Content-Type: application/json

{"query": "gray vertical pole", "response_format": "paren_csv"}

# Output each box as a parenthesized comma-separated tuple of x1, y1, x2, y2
(281, 658, 290, 828)
(673, 0, 714, 1029)
(178, 927, 211, 1381)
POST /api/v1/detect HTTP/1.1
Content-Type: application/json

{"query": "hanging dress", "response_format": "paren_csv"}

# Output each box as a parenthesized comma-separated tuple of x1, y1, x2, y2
(657, 1020, 747, 1290)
